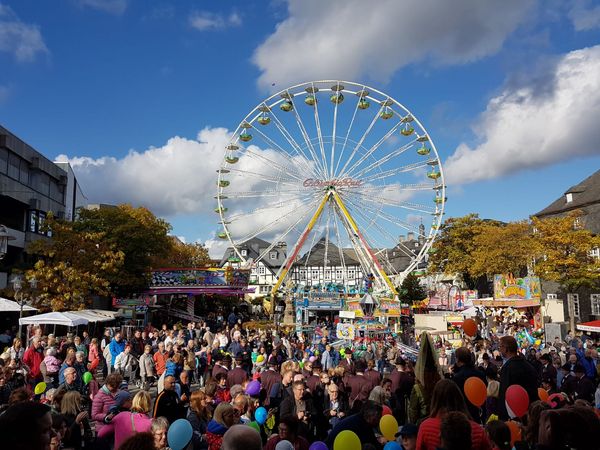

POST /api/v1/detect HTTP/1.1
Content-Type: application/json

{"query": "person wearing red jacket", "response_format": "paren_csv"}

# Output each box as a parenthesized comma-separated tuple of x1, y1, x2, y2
(23, 337, 45, 383)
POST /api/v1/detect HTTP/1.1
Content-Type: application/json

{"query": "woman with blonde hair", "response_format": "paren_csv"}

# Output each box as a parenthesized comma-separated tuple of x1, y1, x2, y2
(60, 390, 92, 449)
(188, 390, 212, 450)
(484, 379, 500, 421)
(205, 402, 236, 450)
(98, 390, 153, 449)
(9, 337, 24, 361)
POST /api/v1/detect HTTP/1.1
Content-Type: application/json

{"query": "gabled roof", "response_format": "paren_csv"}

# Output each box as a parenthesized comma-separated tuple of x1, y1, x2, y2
(219, 237, 287, 270)
(295, 237, 360, 266)
(535, 169, 600, 217)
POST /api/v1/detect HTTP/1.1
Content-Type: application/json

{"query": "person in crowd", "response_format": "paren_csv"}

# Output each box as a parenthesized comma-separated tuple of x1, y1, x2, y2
(153, 341, 169, 378)
(0, 401, 53, 450)
(415, 379, 492, 450)
(92, 372, 125, 433)
(139, 344, 156, 390)
(396, 423, 418, 450)
(205, 402, 236, 450)
(228, 354, 248, 387)
(265, 415, 310, 450)
(88, 337, 100, 371)
(326, 400, 382, 449)
(497, 336, 538, 420)
(98, 390, 153, 449)
(188, 390, 212, 450)
(60, 390, 92, 449)
(109, 332, 126, 372)
(451, 346, 487, 422)
(153, 374, 185, 424)
(214, 372, 231, 404)
(221, 424, 262, 450)
(114, 344, 138, 382)
(485, 420, 511, 450)
(118, 432, 156, 450)
(438, 411, 473, 450)
(151, 417, 170, 450)
(56, 366, 82, 396)
(409, 332, 442, 424)
(23, 336, 45, 384)
(9, 337, 24, 362)
(43, 347, 62, 388)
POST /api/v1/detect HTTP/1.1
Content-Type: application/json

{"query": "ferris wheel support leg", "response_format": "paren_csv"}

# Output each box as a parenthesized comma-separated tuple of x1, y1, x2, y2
(269, 192, 331, 311)
(331, 191, 398, 296)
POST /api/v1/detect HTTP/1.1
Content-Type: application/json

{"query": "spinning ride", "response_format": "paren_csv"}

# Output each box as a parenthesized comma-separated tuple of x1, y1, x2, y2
(216, 81, 445, 298)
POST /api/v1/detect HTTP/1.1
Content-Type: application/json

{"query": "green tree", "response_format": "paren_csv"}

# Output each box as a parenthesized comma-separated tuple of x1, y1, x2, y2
(154, 237, 211, 268)
(531, 211, 600, 290)
(25, 216, 124, 311)
(397, 273, 427, 304)
(76, 204, 172, 295)
(470, 221, 534, 278)
(427, 214, 488, 288)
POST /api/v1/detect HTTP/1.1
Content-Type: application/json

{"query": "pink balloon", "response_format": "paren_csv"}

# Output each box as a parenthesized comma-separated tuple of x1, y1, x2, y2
(309, 356, 316, 363)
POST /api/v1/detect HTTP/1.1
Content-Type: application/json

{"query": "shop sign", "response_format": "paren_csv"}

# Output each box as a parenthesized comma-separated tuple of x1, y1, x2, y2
(296, 291, 342, 309)
(336, 323, 356, 340)
(113, 297, 149, 308)
(493, 274, 541, 300)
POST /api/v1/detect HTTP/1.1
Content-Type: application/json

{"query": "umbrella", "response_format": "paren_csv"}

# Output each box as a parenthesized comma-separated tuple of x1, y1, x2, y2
(0, 297, 37, 312)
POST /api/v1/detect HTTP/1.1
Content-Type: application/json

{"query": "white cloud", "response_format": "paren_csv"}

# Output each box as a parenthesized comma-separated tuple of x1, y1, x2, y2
(445, 45, 600, 185)
(0, 4, 48, 62)
(569, 0, 600, 31)
(57, 127, 232, 216)
(252, 0, 534, 90)
(189, 11, 241, 31)
(76, 0, 128, 15)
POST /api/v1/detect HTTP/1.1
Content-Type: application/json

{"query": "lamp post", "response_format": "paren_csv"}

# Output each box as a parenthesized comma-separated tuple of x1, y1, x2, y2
(12, 275, 37, 340)
(0, 224, 16, 261)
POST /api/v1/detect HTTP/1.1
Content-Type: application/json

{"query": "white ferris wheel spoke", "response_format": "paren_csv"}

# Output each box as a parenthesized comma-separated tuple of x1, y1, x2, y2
(344, 189, 436, 215)
(241, 148, 307, 182)
(310, 82, 329, 179)
(360, 159, 438, 184)
(333, 85, 364, 178)
(337, 100, 386, 177)
(348, 137, 418, 180)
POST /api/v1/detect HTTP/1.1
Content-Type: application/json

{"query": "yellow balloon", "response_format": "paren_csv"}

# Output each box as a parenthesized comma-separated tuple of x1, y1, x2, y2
(256, 355, 265, 363)
(379, 414, 399, 441)
(34, 381, 47, 395)
(334, 430, 361, 450)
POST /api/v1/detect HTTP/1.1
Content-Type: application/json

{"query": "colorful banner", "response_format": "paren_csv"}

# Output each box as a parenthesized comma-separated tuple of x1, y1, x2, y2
(345, 299, 364, 318)
(336, 323, 355, 340)
(113, 297, 150, 308)
(150, 268, 250, 288)
(296, 291, 343, 310)
(493, 275, 541, 300)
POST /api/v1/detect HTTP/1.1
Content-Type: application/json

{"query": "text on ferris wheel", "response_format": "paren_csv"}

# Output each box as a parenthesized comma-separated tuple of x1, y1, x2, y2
(303, 178, 364, 188)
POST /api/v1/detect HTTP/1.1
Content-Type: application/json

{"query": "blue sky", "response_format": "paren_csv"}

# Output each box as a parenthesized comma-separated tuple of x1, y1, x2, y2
(2, 0, 600, 258)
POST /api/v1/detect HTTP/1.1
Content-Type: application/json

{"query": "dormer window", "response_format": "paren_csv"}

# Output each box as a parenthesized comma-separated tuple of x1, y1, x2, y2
(566, 193, 573, 203)
(241, 249, 247, 257)
(269, 251, 277, 260)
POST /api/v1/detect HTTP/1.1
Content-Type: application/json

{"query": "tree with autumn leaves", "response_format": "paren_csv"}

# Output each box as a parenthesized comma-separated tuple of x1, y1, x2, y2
(428, 211, 600, 291)
(21, 204, 210, 311)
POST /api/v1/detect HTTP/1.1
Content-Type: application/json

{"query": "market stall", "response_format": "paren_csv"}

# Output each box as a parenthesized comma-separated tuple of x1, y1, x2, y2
(576, 320, 600, 333)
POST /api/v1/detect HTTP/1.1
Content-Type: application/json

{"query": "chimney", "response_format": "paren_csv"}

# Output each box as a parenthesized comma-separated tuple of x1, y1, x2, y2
(407, 232, 415, 241)
(399, 235, 405, 242)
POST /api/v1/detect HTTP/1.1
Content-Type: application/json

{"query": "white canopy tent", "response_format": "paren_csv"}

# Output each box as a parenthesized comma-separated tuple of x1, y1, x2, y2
(67, 309, 120, 323)
(0, 297, 38, 312)
(19, 311, 89, 327)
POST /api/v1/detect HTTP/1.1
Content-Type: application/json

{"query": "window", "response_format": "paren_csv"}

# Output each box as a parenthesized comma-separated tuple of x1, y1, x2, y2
(312, 269, 319, 279)
(591, 294, 600, 316)
(8, 152, 19, 179)
(241, 249, 247, 257)
(546, 293, 557, 300)
(0, 148, 8, 174)
(300, 270, 305, 280)
(335, 269, 343, 279)
(348, 269, 355, 279)
(573, 216, 583, 230)
(590, 248, 600, 259)
(566, 193, 573, 203)
(269, 251, 277, 260)
(259, 265, 265, 275)
(325, 270, 331, 280)
(567, 293, 580, 318)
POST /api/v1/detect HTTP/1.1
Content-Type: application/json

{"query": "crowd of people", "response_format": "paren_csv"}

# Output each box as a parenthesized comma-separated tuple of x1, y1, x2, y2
(0, 313, 599, 450)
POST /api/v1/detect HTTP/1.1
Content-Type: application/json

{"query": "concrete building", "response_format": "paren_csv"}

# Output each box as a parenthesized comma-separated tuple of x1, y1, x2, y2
(0, 125, 86, 288)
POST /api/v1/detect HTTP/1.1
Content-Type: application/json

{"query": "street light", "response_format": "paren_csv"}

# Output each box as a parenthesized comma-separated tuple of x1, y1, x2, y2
(12, 274, 37, 340)
(0, 224, 16, 261)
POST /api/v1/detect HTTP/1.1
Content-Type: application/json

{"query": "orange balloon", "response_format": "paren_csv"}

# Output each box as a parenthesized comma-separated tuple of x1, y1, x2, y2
(505, 420, 522, 446)
(538, 387, 549, 402)
(462, 319, 477, 337)
(464, 376, 487, 406)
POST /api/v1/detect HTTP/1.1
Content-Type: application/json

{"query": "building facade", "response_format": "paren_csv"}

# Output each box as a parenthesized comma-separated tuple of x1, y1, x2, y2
(0, 126, 86, 288)
(534, 169, 600, 325)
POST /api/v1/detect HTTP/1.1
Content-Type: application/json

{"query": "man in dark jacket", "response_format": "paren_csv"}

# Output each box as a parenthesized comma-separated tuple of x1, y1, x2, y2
(498, 336, 539, 420)
(227, 354, 248, 387)
(346, 360, 372, 411)
(154, 375, 186, 424)
(325, 401, 383, 450)
(451, 346, 487, 423)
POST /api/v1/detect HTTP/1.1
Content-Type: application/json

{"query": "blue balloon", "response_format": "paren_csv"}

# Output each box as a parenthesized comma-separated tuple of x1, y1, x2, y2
(167, 419, 193, 450)
(384, 442, 401, 450)
(255, 406, 268, 425)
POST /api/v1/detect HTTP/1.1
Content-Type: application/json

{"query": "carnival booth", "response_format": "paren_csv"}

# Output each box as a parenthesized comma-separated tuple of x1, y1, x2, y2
(473, 274, 544, 345)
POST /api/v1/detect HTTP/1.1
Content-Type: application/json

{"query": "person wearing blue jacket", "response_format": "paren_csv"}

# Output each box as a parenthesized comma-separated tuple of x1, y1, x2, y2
(109, 332, 126, 368)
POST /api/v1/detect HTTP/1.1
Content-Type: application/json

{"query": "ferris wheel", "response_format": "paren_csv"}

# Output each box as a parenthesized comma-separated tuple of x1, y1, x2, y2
(216, 80, 446, 296)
